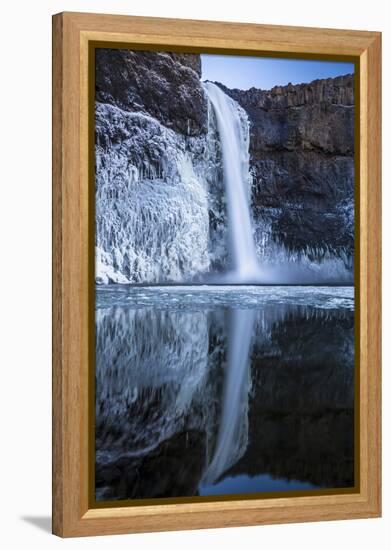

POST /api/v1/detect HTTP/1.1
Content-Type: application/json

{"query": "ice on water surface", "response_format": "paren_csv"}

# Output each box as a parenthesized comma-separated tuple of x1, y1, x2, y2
(96, 284, 354, 311)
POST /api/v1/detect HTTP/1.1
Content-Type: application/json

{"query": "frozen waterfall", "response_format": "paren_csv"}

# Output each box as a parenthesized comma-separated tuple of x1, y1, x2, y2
(204, 82, 261, 282)
(95, 92, 352, 284)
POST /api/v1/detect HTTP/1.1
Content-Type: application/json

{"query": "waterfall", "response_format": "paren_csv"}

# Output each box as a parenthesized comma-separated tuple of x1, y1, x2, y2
(95, 87, 353, 285)
(204, 82, 261, 282)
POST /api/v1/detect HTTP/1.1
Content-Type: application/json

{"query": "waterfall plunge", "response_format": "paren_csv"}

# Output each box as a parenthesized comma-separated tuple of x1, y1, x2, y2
(96, 89, 352, 285)
(204, 82, 261, 283)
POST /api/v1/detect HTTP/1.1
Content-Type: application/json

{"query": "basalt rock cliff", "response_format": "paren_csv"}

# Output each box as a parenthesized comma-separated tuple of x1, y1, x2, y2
(95, 49, 354, 283)
(96, 49, 207, 137)
(218, 76, 355, 268)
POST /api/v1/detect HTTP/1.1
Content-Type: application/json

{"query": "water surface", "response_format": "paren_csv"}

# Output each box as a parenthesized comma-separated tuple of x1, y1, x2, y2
(95, 285, 355, 501)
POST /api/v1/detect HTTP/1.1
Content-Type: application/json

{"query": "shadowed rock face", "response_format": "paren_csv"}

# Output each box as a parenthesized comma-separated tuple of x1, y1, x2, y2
(218, 76, 354, 154)
(217, 76, 355, 266)
(96, 49, 207, 136)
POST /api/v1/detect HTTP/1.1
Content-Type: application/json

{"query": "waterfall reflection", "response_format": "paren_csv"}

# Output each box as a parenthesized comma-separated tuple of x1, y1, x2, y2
(95, 286, 354, 501)
(203, 309, 254, 485)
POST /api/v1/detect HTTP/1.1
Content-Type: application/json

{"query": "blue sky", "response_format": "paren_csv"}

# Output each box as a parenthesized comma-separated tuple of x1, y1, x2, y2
(201, 54, 354, 91)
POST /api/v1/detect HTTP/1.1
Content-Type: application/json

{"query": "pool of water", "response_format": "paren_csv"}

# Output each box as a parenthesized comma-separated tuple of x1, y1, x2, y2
(95, 285, 355, 502)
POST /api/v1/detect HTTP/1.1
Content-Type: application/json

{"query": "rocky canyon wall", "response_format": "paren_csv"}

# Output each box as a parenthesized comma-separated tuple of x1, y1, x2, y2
(219, 76, 355, 271)
(95, 49, 355, 283)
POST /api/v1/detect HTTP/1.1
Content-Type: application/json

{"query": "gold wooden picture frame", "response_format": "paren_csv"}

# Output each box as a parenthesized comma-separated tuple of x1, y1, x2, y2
(52, 11, 381, 537)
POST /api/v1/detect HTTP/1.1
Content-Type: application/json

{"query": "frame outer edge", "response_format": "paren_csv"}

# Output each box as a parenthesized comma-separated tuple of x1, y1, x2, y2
(366, 33, 382, 516)
(52, 12, 382, 536)
(52, 12, 64, 537)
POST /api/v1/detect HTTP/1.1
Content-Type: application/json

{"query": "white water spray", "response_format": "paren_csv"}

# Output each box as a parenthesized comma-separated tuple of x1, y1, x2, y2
(204, 82, 261, 282)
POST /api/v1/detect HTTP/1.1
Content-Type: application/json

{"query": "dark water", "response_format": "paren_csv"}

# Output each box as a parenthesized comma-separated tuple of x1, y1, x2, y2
(95, 285, 355, 502)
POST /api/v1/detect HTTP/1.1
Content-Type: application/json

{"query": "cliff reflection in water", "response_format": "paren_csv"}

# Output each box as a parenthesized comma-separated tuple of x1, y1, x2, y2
(95, 286, 355, 501)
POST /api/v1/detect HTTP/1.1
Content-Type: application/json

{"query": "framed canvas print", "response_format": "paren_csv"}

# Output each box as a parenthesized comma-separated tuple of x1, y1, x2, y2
(52, 12, 381, 537)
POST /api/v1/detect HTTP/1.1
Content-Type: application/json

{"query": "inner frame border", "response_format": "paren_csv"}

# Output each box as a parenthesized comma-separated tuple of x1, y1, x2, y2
(87, 41, 361, 510)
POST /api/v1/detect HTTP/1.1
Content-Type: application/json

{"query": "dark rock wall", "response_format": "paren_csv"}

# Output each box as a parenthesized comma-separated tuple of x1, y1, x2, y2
(96, 49, 207, 136)
(96, 49, 355, 277)
(218, 76, 355, 265)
